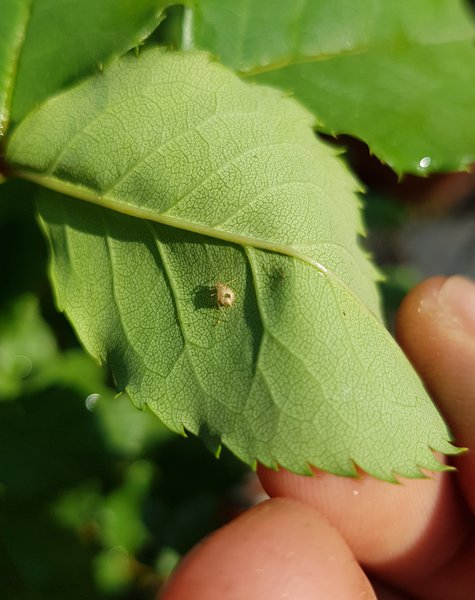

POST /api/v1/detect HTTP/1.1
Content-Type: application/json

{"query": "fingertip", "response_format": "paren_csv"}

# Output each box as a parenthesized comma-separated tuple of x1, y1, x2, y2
(396, 275, 475, 513)
(258, 464, 466, 581)
(160, 498, 375, 600)
(396, 275, 475, 358)
(395, 276, 447, 344)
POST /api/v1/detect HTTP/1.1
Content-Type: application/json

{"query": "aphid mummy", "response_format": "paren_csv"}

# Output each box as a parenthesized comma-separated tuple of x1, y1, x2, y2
(214, 283, 236, 308)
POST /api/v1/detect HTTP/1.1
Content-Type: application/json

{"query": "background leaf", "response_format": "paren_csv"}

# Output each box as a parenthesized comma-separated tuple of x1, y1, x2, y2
(0, 295, 57, 400)
(0, 0, 29, 135)
(5, 49, 459, 479)
(187, 0, 475, 174)
(0, 0, 171, 136)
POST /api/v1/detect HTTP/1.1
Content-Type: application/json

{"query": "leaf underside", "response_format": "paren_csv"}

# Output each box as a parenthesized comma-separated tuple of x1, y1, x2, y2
(7, 49, 460, 480)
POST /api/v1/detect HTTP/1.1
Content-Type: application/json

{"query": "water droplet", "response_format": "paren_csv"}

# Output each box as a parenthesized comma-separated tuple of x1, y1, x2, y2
(85, 393, 101, 411)
(418, 156, 431, 169)
(15, 355, 33, 378)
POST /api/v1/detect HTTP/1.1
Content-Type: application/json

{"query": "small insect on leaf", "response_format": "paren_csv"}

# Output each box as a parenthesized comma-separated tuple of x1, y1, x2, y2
(215, 283, 236, 308)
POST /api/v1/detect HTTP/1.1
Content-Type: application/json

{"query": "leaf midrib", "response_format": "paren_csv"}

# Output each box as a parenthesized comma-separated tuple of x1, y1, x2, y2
(17, 168, 332, 270)
(239, 38, 472, 78)
(15, 167, 385, 332)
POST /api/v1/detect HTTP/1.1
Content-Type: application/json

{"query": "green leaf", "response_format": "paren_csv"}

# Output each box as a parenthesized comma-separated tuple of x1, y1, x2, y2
(100, 460, 153, 553)
(93, 546, 134, 594)
(188, 0, 475, 174)
(6, 49, 459, 479)
(0, 0, 170, 136)
(0, 0, 30, 136)
(0, 294, 57, 400)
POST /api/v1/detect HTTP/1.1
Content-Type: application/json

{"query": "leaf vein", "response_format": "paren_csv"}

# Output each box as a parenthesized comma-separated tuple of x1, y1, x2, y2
(102, 215, 161, 377)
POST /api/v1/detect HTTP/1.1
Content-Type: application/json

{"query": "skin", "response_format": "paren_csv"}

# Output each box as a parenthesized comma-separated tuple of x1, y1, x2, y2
(160, 276, 475, 599)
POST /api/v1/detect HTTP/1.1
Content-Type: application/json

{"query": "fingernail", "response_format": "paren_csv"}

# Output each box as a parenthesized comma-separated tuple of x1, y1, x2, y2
(437, 276, 475, 335)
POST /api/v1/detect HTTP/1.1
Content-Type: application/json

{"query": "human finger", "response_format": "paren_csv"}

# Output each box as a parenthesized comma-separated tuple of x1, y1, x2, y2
(160, 498, 376, 599)
(397, 275, 475, 513)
